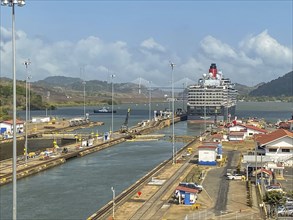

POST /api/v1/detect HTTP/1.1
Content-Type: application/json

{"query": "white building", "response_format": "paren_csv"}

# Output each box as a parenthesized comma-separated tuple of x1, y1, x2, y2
(0, 119, 24, 135)
(257, 129, 293, 167)
(242, 129, 293, 178)
(198, 145, 217, 166)
(229, 124, 267, 138)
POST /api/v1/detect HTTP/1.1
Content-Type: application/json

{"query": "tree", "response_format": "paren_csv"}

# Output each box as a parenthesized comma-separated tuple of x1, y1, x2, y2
(263, 191, 286, 217)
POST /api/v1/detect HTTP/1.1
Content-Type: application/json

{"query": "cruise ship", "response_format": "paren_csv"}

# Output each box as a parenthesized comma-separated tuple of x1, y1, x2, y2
(187, 63, 237, 123)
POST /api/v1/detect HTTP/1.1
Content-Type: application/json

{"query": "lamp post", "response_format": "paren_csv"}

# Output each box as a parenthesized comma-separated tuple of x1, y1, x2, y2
(255, 145, 258, 185)
(111, 186, 115, 219)
(28, 75, 31, 121)
(255, 145, 265, 189)
(24, 59, 31, 164)
(246, 163, 251, 181)
(148, 81, 152, 122)
(204, 86, 207, 134)
(259, 146, 265, 192)
(1, 1, 26, 219)
(182, 82, 185, 111)
(170, 62, 175, 164)
(82, 80, 86, 118)
(111, 74, 115, 134)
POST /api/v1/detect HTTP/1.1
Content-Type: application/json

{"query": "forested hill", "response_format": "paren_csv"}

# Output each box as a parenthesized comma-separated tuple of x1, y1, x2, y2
(249, 71, 293, 97)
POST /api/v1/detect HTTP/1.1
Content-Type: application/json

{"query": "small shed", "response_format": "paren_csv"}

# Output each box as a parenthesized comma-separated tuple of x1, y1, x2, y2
(198, 145, 217, 166)
(175, 186, 198, 205)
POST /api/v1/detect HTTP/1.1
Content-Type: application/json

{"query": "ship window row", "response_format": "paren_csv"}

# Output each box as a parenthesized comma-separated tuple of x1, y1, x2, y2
(188, 102, 223, 105)
(188, 95, 223, 98)
(188, 98, 223, 101)
(188, 94, 225, 98)
(188, 92, 223, 96)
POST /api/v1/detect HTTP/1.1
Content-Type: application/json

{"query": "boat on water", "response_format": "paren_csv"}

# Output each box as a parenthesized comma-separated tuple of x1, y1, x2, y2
(187, 63, 238, 123)
(93, 107, 116, 113)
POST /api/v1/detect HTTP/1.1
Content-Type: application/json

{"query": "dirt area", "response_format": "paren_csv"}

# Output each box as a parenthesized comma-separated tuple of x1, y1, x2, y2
(161, 169, 262, 220)
(224, 181, 262, 220)
(222, 139, 255, 152)
(26, 119, 70, 134)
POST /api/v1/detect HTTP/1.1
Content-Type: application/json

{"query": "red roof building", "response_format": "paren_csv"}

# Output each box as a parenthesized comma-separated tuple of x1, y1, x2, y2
(0, 119, 24, 135)
(243, 129, 293, 179)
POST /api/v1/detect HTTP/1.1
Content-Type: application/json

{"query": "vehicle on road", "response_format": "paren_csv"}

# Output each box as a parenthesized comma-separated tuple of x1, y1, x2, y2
(227, 174, 244, 180)
(225, 169, 235, 177)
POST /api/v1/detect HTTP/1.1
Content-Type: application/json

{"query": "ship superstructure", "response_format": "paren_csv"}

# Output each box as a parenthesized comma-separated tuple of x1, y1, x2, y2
(187, 63, 237, 123)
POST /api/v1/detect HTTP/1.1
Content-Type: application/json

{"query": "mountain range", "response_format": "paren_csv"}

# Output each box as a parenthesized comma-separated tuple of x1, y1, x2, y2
(249, 71, 292, 97)
(0, 70, 292, 120)
(33, 70, 292, 98)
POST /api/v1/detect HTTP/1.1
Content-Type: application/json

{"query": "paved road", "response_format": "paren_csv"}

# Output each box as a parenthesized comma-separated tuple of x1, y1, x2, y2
(214, 150, 240, 215)
(200, 150, 240, 217)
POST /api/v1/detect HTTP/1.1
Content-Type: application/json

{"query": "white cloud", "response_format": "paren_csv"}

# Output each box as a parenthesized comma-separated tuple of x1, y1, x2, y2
(0, 27, 292, 86)
(200, 36, 238, 59)
(239, 30, 292, 66)
(140, 38, 166, 53)
(0, 26, 12, 42)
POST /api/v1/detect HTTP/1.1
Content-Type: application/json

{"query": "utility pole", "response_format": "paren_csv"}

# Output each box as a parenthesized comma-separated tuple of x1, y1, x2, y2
(170, 61, 176, 164)
(23, 59, 31, 164)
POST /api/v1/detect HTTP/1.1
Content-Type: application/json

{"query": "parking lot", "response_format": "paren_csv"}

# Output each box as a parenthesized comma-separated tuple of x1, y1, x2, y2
(177, 149, 262, 220)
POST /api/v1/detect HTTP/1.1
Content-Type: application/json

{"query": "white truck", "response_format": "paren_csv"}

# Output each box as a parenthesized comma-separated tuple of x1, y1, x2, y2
(227, 173, 243, 180)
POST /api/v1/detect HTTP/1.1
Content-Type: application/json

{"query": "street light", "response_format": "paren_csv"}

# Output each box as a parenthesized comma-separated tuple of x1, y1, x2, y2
(1, 1, 26, 219)
(170, 61, 175, 164)
(182, 82, 185, 111)
(80, 66, 86, 118)
(148, 81, 152, 122)
(246, 163, 251, 181)
(204, 86, 207, 134)
(82, 80, 86, 118)
(255, 144, 265, 187)
(111, 186, 115, 219)
(23, 59, 31, 164)
(111, 74, 115, 135)
(28, 75, 31, 121)
(255, 145, 258, 185)
(259, 145, 265, 192)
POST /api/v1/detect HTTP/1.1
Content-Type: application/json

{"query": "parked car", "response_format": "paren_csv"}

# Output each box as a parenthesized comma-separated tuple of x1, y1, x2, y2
(285, 197, 293, 205)
(266, 185, 283, 192)
(192, 182, 203, 190)
(225, 169, 236, 177)
(179, 182, 202, 192)
(278, 205, 293, 216)
(227, 174, 243, 180)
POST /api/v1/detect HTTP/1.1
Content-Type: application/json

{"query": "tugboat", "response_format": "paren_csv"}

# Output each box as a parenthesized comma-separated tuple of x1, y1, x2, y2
(93, 107, 116, 113)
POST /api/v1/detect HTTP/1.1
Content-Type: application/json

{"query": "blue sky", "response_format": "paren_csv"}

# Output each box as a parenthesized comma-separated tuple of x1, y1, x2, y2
(0, 0, 292, 86)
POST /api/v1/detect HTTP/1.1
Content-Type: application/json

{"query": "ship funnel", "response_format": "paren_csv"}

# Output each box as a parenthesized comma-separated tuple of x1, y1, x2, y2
(209, 63, 217, 78)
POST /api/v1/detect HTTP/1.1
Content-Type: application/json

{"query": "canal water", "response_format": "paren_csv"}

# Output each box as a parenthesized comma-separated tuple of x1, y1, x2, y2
(0, 121, 196, 220)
